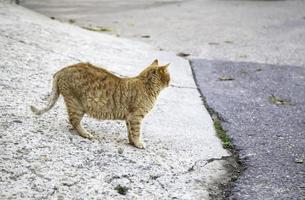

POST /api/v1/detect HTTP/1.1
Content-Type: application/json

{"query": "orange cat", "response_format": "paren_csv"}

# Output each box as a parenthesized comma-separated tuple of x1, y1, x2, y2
(31, 60, 170, 148)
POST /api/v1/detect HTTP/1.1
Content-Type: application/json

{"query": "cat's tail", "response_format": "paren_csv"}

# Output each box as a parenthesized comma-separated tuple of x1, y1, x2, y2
(30, 73, 60, 115)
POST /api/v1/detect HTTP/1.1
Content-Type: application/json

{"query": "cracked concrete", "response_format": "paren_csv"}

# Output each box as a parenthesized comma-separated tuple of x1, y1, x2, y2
(0, 3, 230, 199)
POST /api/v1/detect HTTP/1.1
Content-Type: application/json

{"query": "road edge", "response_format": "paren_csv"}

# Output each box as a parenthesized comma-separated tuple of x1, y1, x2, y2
(189, 59, 245, 199)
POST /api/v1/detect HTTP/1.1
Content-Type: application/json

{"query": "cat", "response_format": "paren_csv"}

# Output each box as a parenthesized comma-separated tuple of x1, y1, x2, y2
(30, 59, 170, 148)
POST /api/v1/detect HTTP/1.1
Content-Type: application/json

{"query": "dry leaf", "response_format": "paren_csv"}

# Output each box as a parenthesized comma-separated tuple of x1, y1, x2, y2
(177, 52, 191, 57)
(224, 40, 234, 44)
(141, 35, 150, 38)
(218, 75, 234, 81)
(269, 95, 293, 106)
(208, 42, 219, 45)
(295, 158, 304, 164)
(238, 54, 248, 58)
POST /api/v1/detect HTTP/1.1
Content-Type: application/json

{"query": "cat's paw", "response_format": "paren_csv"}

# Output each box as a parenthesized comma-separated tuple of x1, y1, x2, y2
(86, 134, 94, 140)
(133, 141, 146, 149)
(80, 132, 94, 140)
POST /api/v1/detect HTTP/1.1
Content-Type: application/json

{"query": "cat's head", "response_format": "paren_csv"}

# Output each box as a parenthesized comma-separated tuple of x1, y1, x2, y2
(140, 59, 170, 88)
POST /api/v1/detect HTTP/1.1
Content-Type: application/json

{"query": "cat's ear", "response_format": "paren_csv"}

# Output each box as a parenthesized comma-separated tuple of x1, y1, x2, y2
(163, 63, 170, 70)
(159, 63, 170, 73)
(151, 59, 159, 66)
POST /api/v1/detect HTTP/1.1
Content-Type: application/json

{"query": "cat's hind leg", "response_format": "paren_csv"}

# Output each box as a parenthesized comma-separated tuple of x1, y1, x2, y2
(126, 121, 134, 145)
(126, 116, 145, 149)
(64, 97, 93, 139)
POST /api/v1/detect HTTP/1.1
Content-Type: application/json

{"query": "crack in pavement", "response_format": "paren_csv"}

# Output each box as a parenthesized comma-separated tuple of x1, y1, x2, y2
(169, 83, 197, 90)
(187, 156, 233, 173)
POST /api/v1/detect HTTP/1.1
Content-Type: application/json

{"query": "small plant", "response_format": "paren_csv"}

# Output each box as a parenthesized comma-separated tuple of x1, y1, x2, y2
(68, 19, 76, 24)
(213, 119, 233, 149)
(114, 185, 129, 195)
(82, 26, 112, 32)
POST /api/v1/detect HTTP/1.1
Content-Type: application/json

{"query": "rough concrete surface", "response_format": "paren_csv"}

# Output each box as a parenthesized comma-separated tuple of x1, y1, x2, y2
(22, 0, 305, 66)
(192, 59, 305, 200)
(0, 4, 230, 199)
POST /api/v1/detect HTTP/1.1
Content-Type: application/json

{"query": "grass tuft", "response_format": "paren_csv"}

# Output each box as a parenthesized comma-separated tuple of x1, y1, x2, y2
(114, 185, 128, 195)
(82, 26, 112, 32)
(213, 119, 233, 149)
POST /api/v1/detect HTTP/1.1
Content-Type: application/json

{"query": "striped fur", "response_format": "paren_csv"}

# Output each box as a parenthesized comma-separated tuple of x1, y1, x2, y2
(31, 59, 170, 148)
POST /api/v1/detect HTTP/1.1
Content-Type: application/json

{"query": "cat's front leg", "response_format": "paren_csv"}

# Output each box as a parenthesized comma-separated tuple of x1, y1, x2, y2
(126, 116, 145, 149)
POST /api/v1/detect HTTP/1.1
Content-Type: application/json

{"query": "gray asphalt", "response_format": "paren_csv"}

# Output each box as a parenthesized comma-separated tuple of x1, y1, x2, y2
(191, 59, 305, 200)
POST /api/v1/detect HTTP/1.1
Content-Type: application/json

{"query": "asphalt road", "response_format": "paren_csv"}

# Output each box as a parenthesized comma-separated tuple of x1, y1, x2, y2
(191, 59, 305, 200)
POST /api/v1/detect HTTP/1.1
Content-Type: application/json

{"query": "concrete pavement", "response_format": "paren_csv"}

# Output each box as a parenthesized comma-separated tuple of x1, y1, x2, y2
(0, 3, 231, 199)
